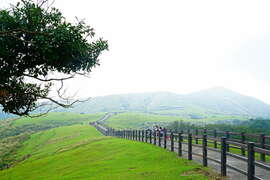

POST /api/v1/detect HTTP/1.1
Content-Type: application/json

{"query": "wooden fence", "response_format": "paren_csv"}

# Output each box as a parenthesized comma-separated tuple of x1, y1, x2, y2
(92, 122, 270, 180)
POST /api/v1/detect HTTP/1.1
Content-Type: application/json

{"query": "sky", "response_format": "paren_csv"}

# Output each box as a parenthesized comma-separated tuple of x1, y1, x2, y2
(2, 0, 270, 103)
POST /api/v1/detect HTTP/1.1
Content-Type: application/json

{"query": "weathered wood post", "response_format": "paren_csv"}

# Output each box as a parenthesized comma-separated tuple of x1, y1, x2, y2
(178, 132, 182, 157)
(164, 129, 167, 149)
(195, 129, 199, 144)
(154, 131, 156, 145)
(214, 129, 217, 148)
(260, 134, 266, 162)
(221, 137, 227, 176)
(241, 132, 245, 156)
(188, 133, 192, 160)
(150, 130, 152, 144)
(226, 131, 230, 152)
(247, 142, 255, 180)
(171, 132, 174, 152)
(202, 134, 207, 167)
(158, 131, 161, 147)
(145, 130, 148, 143)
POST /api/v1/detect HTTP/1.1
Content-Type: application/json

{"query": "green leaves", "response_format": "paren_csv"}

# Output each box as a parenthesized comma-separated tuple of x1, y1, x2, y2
(0, 0, 108, 115)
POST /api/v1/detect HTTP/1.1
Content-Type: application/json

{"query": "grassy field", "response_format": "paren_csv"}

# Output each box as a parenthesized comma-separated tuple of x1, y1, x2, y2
(104, 112, 248, 129)
(0, 112, 105, 169)
(0, 124, 218, 180)
(13, 112, 105, 126)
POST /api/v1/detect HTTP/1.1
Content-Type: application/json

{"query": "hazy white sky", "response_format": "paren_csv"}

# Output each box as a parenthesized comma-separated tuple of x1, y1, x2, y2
(2, 0, 270, 103)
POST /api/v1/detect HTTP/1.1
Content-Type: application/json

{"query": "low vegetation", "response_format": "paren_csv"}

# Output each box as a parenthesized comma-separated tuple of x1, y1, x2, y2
(0, 124, 217, 180)
(104, 112, 247, 129)
(0, 112, 105, 169)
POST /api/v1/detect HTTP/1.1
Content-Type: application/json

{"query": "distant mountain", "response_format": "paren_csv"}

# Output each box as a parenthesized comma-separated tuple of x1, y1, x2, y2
(60, 87, 270, 118)
(2, 87, 270, 119)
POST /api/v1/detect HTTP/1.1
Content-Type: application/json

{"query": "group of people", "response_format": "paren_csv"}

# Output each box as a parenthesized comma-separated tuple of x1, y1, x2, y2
(153, 125, 166, 137)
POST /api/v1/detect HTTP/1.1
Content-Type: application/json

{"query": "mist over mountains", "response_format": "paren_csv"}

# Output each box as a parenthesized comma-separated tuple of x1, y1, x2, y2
(61, 87, 270, 118)
(2, 87, 270, 119)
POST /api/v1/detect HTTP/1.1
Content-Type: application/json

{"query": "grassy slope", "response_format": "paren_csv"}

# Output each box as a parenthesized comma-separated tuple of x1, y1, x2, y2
(105, 112, 179, 129)
(13, 112, 105, 126)
(0, 125, 213, 180)
(0, 112, 105, 169)
(105, 112, 247, 129)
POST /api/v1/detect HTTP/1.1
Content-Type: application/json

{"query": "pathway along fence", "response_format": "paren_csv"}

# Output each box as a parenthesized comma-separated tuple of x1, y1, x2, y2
(91, 122, 270, 180)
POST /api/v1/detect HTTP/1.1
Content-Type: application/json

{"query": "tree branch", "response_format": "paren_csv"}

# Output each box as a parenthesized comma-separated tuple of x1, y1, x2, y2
(23, 74, 75, 82)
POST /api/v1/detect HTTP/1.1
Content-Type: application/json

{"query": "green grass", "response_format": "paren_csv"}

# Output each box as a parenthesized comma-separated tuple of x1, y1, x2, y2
(13, 112, 105, 126)
(105, 112, 248, 129)
(0, 125, 215, 180)
(0, 112, 105, 169)
(105, 112, 179, 129)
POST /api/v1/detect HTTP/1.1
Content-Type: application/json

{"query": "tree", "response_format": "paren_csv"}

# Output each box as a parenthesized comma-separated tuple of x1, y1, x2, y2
(0, 0, 108, 116)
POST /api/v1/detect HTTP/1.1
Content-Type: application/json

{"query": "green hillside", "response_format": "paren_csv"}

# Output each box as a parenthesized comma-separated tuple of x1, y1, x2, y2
(0, 112, 105, 169)
(2, 87, 269, 121)
(105, 112, 248, 129)
(56, 87, 270, 120)
(0, 124, 215, 180)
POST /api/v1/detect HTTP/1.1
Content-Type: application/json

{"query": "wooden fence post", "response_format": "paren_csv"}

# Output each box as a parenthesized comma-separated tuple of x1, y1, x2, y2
(247, 142, 255, 180)
(214, 129, 217, 148)
(178, 132, 182, 157)
(260, 134, 266, 162)
(240, 132, 245, 156)
(139, 130, 141, 141)
(164, 129, 167, 149)
(195, 129, 199, 144)
(150, 130, 152, 144)
(154, 131, 157, 145)
(188, 133, 192, 160)
(202, 134, 207, 167)
(158, 131, 161, 147)
(142, 130, 144, 142)
(221, 137, 227, 176)
(171, 132, 174, 152)
(145, 130, 148, 143)
(226, 131, 230, 152)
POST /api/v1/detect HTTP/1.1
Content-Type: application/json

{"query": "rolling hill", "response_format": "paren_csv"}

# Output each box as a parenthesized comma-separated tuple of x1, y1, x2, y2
(60, 87, 270, 119)
(2, 87, 270, 120)
(0, 115, 215, 180)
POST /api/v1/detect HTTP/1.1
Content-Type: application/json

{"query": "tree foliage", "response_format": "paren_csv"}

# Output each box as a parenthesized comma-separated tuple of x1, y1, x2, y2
(0, 0, 108, 116)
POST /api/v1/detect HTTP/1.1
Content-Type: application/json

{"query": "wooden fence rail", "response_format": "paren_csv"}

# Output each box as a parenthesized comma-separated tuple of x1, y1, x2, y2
(91, 122, 270, 180)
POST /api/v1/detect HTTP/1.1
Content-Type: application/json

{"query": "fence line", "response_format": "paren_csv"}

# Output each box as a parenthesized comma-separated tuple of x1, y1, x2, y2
(91, 121, 270, 180)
